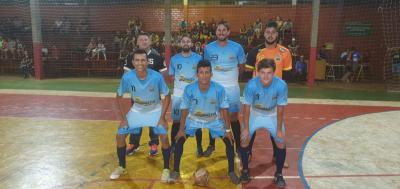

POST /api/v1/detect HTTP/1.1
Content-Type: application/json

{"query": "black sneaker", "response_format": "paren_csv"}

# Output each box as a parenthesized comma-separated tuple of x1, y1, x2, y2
(228, 171, 240, 185)
(240, 169, 250, 183)
(196, 148, 204, 157)
(126, 144, 139, 156)
(203, 145, 215, 157)
(274, 173, 287, 188)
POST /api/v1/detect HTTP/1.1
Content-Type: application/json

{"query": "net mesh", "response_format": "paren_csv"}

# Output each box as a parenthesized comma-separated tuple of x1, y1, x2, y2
(0, 0, 391, 83)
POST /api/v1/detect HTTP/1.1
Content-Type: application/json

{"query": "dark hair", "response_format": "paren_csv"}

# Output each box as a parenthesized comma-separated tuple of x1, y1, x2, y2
(265, 21, 278, 30)
(216, 21, 230, 31)
(137, 32, 150, 38)
(180, 33, 192, 42)
(197, 59, 212, 73)
(133, 49, 148, 59)
(257, 58, 276, 72)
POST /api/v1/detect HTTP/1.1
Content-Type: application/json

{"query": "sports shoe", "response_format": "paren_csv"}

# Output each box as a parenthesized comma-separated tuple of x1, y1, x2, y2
(272, 157, 289, 168)
(126, 144, 140, 156)
(110, 166, 126, 180)
(274, 173, 287, 188)
(196, 148, 204, 157)
(203, 145, 215, 157)
(168, 171, 180, 183)
(160, 169, 170, 183)
(228, 171, 240, 185)
(149, 144, 158, 156)
(240, 169, 251, 183)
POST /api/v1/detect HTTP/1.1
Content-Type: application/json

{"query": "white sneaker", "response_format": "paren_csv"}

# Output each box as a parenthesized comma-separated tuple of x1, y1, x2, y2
(160, 169, 170, 183)
(110, 166, 126, 180)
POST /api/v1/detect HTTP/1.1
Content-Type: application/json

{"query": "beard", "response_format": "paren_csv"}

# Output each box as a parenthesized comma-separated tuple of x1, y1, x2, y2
(265, 37, 278, 45)
(217, 36, 227, 42)
(182, 46, 191, 52)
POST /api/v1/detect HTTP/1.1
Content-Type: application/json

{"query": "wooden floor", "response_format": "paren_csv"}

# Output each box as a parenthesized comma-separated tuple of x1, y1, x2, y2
(1, 91, 399, 189)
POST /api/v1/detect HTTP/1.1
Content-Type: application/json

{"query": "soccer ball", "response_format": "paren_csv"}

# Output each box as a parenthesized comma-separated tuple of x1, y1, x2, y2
(193, 168, 209, 187)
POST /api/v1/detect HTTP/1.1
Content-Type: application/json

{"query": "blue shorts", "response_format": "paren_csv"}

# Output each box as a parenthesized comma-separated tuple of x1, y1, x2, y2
(171, 95, 182, 121)
(117, 106, 167, 135)
(185, 117, 226, 139)
(249, 111, 285, 143)
(224, 85, 241, 113)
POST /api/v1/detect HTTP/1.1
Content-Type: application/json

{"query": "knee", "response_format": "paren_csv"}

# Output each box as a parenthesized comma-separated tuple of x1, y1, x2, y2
(160, 134, 170, 148)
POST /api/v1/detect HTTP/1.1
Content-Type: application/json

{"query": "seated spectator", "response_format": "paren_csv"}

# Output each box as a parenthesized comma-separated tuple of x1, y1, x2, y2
(16, 39, 24, 59)
(50, 44, 60, 60)
(96, 38, 106, 60)
(1, 39, 8, 59)
(179, 19, 188, 34)
(85, 37, 97, 61)
(294, 55, 307, 81)
(341, 47, 362, 82)
(254, 18, 263, 39)
(288, 38, 299, 59)
(20, 50, 32, 79)
(0, 36, 3, 59)
(8, 38, 16, 59)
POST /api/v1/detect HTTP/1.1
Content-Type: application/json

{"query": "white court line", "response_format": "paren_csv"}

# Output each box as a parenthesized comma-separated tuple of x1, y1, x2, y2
(252, 176, 300, 179)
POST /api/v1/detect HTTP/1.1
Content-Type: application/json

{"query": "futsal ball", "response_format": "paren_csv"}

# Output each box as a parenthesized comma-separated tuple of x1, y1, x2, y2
(192, 168, 209, 187)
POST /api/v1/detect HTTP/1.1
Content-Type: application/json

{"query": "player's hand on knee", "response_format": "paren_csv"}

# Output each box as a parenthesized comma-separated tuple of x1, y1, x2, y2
(175, 130, 186, 141)
(119, 119, 128, 128)
(224, 132, 234, 145)
(240, 128, 250, 146)
(275, 130, 286, 148)
(157, 117, 168, 129)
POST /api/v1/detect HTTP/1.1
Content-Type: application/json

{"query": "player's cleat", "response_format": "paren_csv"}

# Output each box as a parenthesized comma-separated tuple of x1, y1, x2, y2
(202, 145, 215, 157)
(168, 171, 180, 183)
(228, 171, 241, 185)
(196, 148, 204, 157)
(160, 169, 170, 183)
(110, 166, 126, 180)
(272, 157, 289, 168)
(126, 144, 140, 156)
(149, 144, 158, 156)
(240, 169, 251, 183)
(274, 173, 287, 188)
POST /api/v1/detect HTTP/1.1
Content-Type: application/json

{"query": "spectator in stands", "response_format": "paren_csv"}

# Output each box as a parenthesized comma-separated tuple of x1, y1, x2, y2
(246, 25, 255, 47)
(294, 55, 307, 81)
(318, 45, 328, 60)
(112, 31, 121, 53)
(50, 44, 60, 60)
(288, 38, 299, 59)
(0, 36, 3, 59)
(16, 39, 24, 59)
(76, 19, 89, 35)
(179, 19, 188, 34)
(85, 37, 97, 61)
(54, 17, 63, 34)
(133, 17, 142, 37)
(8, 38, 16, 59)
(341, 47, 362, 82)
(254, 18, 263, 39)
(275, 16, 284, 31)
(20, 50, 32, 79)
(97, 38, 107, 60)
(1, 38, 8, 59)
(128, 17, 135, 36)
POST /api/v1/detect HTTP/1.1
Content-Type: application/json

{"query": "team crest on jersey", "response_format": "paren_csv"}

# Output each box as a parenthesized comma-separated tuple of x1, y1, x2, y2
(148, 85, 155, 92)
(279, 47, 286, 53)
(210, 54, 218, 61)
(209, 99, 217, 105)
(177, 64, 182, 70)
(275, 54, 281, 62)
(228, 54, 236, 61)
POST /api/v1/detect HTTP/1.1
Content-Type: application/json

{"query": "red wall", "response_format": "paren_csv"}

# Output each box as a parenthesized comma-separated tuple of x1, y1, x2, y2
(0, 4, 384, 80)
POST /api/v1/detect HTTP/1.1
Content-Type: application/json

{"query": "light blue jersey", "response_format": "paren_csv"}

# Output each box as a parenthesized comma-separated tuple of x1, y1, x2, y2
(169, 52, 202, 121)
(117, 69, 169, 135)
(204, 40, 246, 87)
(180, 81, 229, 138)
(243, 76, 288, 139)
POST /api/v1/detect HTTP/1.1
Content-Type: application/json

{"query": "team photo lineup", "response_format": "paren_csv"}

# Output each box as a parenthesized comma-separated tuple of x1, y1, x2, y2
(1, 1, 400, 189)
(112, 20, 291, 188)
